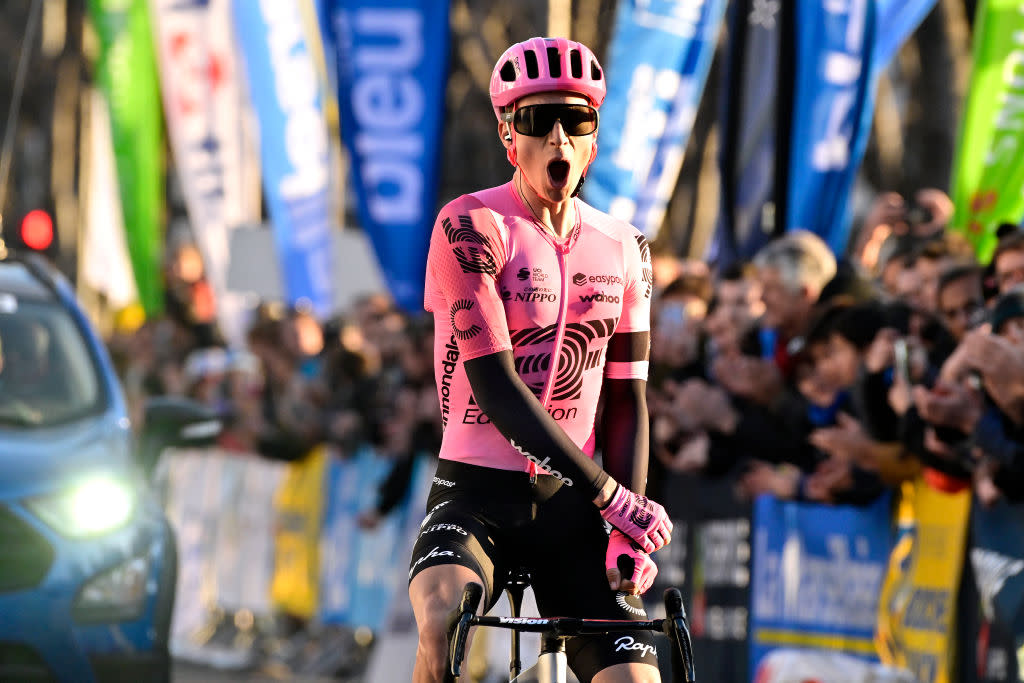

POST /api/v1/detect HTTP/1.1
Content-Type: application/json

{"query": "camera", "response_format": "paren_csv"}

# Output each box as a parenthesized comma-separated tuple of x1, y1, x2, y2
(904, 201, 933, 228)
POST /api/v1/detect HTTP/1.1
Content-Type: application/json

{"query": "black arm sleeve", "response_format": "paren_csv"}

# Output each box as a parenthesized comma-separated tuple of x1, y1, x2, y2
(464, 350, 611, 499)
(600, 377, 649, 493)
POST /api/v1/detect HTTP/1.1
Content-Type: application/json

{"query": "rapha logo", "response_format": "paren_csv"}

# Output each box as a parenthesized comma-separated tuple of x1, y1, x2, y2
(409, 546, 458, 578)
(614, 636, 656, 658)
(572, 272, 587, 286)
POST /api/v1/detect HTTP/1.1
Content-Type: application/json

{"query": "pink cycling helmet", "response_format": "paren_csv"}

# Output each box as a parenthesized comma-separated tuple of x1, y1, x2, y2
(489, 37, 606, 120)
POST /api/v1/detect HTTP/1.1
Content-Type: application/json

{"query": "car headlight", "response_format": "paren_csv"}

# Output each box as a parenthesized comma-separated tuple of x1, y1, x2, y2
(25, 474, 136, 538)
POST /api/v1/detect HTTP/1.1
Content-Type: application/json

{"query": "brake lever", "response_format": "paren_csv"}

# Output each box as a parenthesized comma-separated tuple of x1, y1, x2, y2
(662, 587, 696, 682)
(446, 582, 483, 679)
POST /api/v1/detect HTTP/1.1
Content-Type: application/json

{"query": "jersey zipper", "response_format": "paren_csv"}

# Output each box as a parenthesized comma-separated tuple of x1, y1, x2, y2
(531, 228, 573, 483)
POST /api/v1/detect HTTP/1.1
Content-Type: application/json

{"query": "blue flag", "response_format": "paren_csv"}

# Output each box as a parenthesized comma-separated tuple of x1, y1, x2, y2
(584, 0, 726, 239)
(710, 0, 782, 267)
(326, 0, 449, 312)
(785, 0, 937, 254)
(233, 0, 335, 317)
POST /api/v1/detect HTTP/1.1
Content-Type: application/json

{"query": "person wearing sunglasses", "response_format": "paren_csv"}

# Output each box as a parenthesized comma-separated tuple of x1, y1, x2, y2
(408, 37, 670, 683)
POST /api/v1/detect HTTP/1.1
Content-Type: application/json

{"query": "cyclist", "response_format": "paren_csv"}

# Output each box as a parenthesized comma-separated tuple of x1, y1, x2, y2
(408, 37, 672, 683)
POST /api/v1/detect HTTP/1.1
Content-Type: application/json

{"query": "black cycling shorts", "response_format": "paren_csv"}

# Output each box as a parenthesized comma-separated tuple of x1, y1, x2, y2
(408, 459, 658, 681)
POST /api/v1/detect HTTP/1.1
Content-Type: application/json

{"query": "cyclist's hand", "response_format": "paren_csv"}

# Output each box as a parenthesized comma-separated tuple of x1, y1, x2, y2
(598, 484, 673, 553)
(606, 529, 658, 595)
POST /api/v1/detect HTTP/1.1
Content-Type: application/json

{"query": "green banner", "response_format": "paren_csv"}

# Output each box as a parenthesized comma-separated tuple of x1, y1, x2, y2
(951, 0, 1024, 263)
(88, 0, 164, 315)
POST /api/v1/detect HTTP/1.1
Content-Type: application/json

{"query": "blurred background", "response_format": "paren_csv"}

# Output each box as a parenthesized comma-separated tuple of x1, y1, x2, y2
(5, 1, 1024, 683)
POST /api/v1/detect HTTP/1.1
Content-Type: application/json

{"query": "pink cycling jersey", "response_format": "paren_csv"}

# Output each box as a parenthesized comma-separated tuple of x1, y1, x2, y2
(425, 181, 653, 476)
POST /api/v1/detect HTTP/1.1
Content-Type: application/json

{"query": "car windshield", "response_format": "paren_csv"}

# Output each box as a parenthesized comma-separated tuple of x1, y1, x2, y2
(0, 295, 104, 427)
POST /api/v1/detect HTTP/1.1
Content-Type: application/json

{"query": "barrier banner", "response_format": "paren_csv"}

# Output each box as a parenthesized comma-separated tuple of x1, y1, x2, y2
(951, 0, 1024, 263)
(87, 0, 164, 316)
(711, 0, 781, 267)
(150, 0, 259, 346)
(271, 445, 330, 619)
(363, 455, 435, 682)
(970, 498, 1024, 680)
(876, 478, 971, 683)
(656, 471, 751, 683)
(750, 493, 893, 676)
(234, 0, 334, 317)
(583, 0, 727, 240)
(326, 0, 450, 312)
(318, 447, 415, 631)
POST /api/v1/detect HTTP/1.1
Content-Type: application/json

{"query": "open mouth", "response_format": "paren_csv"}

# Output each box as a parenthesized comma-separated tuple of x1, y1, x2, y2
(547, 160, 570, 188)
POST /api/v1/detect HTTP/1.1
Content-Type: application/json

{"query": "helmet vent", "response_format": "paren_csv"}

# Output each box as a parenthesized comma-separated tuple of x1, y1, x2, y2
(524, 49, 539, 78)
(500, 61, 517, 82)
(590, 61, 602, 82)
(546, 47, 561, 78)
(569, 49, 582, 78)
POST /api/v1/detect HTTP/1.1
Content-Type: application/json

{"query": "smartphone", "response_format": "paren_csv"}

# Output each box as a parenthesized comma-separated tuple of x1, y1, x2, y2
(893, 339, 911, 385)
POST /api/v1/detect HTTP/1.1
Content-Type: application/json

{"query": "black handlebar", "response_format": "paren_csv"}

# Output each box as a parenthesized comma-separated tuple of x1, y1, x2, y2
(445, 582, 697, 682)
(445, 582, 482, 680)
(662, 587, 697, 682)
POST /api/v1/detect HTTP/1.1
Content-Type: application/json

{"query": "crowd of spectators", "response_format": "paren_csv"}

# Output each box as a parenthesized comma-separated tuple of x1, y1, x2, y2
(103, 187, 1024, 679)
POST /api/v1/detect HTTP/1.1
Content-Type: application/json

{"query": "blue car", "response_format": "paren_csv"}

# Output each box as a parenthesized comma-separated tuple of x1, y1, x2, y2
(0, 249, 209, 682)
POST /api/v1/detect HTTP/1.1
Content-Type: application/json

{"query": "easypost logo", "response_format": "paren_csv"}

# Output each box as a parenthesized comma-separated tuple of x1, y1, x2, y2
(340, 8, 426, 224)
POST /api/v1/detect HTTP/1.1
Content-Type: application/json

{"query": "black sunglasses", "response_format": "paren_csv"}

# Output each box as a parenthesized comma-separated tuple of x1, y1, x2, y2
(505, 103, 599, 137)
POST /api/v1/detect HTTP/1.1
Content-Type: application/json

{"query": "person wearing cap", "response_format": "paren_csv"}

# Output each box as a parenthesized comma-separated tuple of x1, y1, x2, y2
(407, 37, 670, 682)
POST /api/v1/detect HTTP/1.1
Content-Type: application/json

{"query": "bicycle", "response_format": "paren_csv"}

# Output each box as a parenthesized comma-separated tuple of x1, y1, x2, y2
(445, 569, 696, 682)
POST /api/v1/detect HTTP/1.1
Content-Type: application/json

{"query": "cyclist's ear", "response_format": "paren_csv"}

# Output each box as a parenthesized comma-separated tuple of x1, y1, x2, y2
(588, 140, 598, 165)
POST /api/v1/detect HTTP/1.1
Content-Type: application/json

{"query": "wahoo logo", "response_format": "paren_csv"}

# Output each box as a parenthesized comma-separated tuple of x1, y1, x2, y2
(572, 272, 587, 286)
(499, 617, 550, 625)
(511, 442, 574, 486)
(410, 546, 458, 577)
(450, 299, 482, 340)
(614, 636, 656, 659)
(579, 292, 621, 304)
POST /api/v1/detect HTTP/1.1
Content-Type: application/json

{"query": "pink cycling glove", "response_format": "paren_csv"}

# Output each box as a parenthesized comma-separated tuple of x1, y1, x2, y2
(606, 529, 658, 595)
(599, 484, 673, 554)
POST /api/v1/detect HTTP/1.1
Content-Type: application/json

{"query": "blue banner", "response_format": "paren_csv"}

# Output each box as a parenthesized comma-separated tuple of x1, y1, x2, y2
(749, 493, 892, 675)
(785, 0, 878, 254)
(326, 0, 449, 312)
(785, 0, 936, 254)
(710, 0, 781, 267)
(584, 0, 726, 240)
(233, 0, 335, 317)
